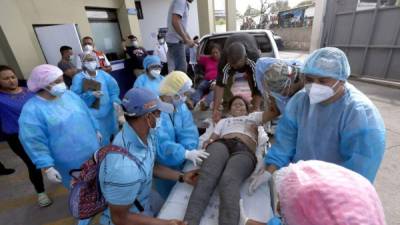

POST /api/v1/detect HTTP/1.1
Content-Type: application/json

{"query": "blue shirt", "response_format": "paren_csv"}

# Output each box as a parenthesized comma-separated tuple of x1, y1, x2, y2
(99, 123, 156, 225)
(0, 88, 34, 134)
(133, 73, 164, 96)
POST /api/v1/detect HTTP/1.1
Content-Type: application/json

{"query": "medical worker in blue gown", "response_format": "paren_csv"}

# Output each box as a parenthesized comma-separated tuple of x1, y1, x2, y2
(255, 57, 303, 114)
(71, 53, 121, 146)
(249, 48, 386, 198)
(19, 64, 100, 225)
(133, 55, 164, 95)
(155, 71, 209, 198)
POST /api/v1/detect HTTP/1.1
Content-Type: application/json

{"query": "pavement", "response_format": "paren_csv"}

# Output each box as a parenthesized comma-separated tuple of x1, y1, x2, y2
(0, 50, 399, 224)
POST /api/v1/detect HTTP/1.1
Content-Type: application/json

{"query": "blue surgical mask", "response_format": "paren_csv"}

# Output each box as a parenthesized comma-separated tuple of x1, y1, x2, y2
(270, 92, 289, 114)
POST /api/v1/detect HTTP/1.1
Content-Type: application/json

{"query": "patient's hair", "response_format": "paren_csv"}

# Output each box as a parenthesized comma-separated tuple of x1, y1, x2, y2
(228, 95, 249, 113)
(227, 42, 246, 64)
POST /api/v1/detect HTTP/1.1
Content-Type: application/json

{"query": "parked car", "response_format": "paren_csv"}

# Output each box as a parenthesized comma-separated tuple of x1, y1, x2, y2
(198, 29, 280, 58)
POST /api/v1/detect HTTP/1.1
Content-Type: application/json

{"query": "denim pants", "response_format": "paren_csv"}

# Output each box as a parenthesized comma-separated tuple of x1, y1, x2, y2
(167, 42, 187, 73)
(191, 80, 214, 106)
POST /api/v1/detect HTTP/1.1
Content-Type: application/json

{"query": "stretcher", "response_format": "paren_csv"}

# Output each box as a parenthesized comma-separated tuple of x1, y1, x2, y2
(157, 121, 275, 224)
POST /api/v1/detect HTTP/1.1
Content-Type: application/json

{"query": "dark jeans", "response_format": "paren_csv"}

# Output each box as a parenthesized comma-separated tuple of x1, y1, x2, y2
(167, 42, 187, 73)
(191, 80, 214, 106)
(6, 134, 45, 193)
(184, 141, 256, 225)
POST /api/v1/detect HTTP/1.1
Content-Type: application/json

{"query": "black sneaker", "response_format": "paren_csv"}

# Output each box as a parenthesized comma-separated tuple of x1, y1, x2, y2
(0, 168, 15, 176)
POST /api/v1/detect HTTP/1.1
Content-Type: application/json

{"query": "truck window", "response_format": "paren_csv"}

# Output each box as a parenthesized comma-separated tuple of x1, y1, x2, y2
(254, 34, 272, 53)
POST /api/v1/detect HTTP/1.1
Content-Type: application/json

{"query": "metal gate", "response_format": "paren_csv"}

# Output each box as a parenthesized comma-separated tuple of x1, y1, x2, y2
(321, 0, 400, 81)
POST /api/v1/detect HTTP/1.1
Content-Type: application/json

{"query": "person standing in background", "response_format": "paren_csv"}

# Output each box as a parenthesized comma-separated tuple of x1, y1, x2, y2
(57, 46, 78, 88)
(126, 35, 148, 77)
(77, 36, 112, 73)
(71, 54, 121, 146)
(187, 36, 199, 79)
(154, 34, 169, 76)
(166, 0, 196, 73)
(0, 65, 52, 207)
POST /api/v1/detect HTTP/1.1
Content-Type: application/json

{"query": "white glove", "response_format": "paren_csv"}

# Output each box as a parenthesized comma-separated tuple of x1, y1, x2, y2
(239, 199, 248, 225)
(96, 131, 103, 144)
(92, 91, 103, 98)
(113, 103, 125, 125)
(185, 149, 210, 167)
(45, 167, 62, 183)
(248, 171, 272, 195)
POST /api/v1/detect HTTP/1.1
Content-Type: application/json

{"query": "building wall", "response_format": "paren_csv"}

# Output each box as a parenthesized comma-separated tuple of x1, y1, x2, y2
(0, 0, 141, 79)
(272, 27, 313, 51)
(138, 0, 200, 51)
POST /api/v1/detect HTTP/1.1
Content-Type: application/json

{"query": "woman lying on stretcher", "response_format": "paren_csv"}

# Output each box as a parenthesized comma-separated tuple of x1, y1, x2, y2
(184, 95, 280, 225)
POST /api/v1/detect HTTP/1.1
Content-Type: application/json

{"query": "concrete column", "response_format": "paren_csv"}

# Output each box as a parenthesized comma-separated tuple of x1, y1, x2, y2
(118, 0, 142, 43)
(197, 0, 215, 37)
(309, 0, 328, 52)
(225, 0, 236, 31)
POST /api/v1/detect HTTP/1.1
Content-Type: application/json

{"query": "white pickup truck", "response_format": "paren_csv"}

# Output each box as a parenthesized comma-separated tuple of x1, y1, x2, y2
(198, 29, 280, 59)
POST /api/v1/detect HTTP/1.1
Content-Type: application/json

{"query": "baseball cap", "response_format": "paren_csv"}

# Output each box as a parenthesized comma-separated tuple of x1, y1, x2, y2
(122, 88, 173, 116)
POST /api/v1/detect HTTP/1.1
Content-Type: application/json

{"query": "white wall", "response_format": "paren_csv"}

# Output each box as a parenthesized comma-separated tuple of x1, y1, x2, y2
(138, 0, 200, 51)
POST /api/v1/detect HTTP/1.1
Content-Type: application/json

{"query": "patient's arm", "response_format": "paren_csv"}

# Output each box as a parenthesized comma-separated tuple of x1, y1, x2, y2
(262, 97, 280, 123)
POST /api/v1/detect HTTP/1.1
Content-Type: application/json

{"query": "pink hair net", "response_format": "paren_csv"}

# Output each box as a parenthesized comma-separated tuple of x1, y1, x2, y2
(27, 64, 63, 92)
(275, 160, 386, 225)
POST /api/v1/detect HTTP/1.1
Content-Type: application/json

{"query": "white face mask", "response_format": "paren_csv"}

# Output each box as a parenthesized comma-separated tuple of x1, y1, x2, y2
(49, 82, 67, 97)
(305, 81, 340, 104)
(158, 39, 165, 44)
(172, 95, 187, 107)
(84, 61, 97, 72)
(149, 69, 161, 78)
(83, 45, 93, 53)
(132, 41, 139, 47)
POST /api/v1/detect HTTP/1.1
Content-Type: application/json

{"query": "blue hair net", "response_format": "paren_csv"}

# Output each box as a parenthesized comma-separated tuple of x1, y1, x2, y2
(143, 55, 161, 70)
(301, 47, 350, 81)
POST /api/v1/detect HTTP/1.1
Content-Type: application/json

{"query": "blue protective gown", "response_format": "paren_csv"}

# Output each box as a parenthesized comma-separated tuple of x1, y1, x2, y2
(154, 102, 199, 198)
(265, 83, 385, 182)
(19, 91, 100, 187)
(71, 70, 121, 146)
(133, 73, 164, 96)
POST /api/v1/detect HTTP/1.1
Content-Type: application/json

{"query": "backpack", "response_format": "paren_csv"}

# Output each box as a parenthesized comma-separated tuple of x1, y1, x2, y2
(68, 145, 144, 219)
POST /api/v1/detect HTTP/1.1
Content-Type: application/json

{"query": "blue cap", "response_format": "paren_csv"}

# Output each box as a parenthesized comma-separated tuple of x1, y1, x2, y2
(122, 88, 173, 116)
(301, 47, 351, 81)
(143, 55, 161, 70)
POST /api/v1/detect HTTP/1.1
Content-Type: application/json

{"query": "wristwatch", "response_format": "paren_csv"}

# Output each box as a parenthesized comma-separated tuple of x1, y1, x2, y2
(178, 173, 185, 183)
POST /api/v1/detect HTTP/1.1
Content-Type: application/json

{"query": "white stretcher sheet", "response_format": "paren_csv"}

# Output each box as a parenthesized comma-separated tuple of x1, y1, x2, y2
(157, 122, 274, 224)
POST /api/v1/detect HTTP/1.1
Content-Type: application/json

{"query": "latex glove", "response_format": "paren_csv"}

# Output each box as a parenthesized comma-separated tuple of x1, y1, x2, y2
(248, 171, 272, 195)
(92, 91, 103, 98)
(96, 131, 103, 144)
(239, 199, 248, 225)
(185, 149, 210, 167)
(45, 167, 62, 183)
(113, 103, 125, 125)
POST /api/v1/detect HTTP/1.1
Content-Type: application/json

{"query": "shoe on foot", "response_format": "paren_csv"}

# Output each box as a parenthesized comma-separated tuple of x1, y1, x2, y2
(0, 168, 15, 176)
(38, 193, 52, 207)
